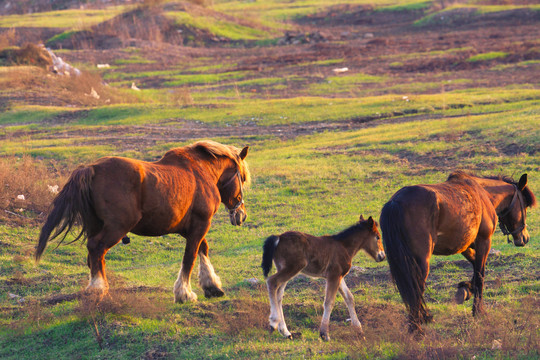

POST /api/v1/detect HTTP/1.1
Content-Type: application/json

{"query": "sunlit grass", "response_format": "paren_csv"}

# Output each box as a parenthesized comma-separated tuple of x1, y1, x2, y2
(0, 7, 128, 28)
(166, 11, 275, 40)
(467, 52, 509, 62)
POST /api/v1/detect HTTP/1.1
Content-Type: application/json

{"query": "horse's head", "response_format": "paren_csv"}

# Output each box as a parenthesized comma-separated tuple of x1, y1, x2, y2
(359, 215, 385, 262)
(498, 174, 536, 247)
(220, 146, 250, 226)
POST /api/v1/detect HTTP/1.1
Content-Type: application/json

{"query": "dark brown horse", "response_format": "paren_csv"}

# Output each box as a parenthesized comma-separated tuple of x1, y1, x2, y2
(380, 171, 536, 334)
(35, 140, 250, 303)
(262, 215, 385, 341)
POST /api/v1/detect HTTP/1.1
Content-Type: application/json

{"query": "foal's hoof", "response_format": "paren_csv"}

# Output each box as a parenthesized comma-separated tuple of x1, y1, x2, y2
(203, 286, 225, 298)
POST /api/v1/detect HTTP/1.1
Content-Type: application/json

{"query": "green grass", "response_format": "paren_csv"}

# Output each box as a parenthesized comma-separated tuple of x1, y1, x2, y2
(467, 52, 509, 62)
(1, 0, 539, 358)
(166, 11, 275, 41)
(414, 4, 540, 27)
(1, 103, 539, 358)
(0, 7, 127, 28)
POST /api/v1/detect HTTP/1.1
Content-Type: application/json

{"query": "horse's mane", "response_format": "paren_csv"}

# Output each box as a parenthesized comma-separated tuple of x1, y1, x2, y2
(448, 171, 536, 208)
(189, 140, 251, 187)
(482, 174, 537, 208)
(332, 222, 370, 242)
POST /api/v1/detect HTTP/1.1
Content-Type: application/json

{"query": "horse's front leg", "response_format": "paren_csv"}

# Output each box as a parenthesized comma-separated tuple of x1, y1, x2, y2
(174, 225, 211, 303)
(456, 247, 475, 304)
(471, 237, 490, 316)
(320, 274, 342, 341)
(198, 238, 224, 298)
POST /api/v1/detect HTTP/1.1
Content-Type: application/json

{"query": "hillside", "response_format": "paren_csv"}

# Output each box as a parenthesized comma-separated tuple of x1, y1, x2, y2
(0, 0, 539, 359)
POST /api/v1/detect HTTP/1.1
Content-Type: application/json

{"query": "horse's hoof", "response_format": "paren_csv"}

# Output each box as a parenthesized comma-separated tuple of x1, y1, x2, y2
(455, 285, 472, 304)
(203, 286, 225, 298)
(423, 313, 433, 324)
(408, 322, 424, 338)
(320, 332, 330, 341)
(174, 291, 198, 303)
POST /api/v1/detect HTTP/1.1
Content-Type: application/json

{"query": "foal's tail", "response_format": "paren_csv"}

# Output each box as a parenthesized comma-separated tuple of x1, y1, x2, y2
(35, 166, 100, 261)
(380, 200, 426, 321)
(261, 235, 279, 278)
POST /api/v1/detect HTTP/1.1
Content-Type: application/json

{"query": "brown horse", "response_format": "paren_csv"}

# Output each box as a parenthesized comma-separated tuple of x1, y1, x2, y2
(380, 171, 536, 334)
(261, 215, 385, 341)
(35, 140, 250, 303)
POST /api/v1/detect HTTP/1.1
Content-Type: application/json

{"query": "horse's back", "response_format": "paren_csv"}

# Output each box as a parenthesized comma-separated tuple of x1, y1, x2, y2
(88, 155, 199, 235)
(383, 177, 493, 256)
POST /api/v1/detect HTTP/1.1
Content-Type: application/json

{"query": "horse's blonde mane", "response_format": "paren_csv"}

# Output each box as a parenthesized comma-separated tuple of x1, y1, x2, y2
(190, 140, 251, 187)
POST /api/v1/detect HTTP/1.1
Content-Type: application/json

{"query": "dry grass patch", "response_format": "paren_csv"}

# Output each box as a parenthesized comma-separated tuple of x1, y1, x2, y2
(0, 156, 65, 226)
(0, 65, 139, 107)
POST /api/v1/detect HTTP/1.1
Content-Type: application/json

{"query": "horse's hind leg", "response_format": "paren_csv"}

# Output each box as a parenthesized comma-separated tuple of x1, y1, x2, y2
(338, 278, 364, 336)
(197, 238, 224, 298)
(407, 255, 432, 334)
(86, 226, 129, 295)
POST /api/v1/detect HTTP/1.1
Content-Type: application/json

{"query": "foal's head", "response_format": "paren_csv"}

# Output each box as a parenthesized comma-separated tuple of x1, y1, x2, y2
(357, 215, 385, 262)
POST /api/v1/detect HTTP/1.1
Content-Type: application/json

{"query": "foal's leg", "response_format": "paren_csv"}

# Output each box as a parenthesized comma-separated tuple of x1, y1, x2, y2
(267, 274, 291, 338)
(197, 238, 224, 298)
(338, 279, 363, 334)
(267, 260, 305, 339)
(276, 281, 291, 337)
(320, 274, 342, 341)
(174, 225, 211, 303)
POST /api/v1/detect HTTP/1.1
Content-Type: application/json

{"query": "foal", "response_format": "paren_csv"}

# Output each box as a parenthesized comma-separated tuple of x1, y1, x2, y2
(261, 215, 385, 341)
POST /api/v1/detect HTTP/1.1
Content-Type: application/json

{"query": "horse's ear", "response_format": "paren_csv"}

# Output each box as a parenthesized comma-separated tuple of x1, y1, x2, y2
(239, 146, 249, 160)
(518, 174, 528, 191)
(359, 214, 365, 222)
(368, 216, 377, 232)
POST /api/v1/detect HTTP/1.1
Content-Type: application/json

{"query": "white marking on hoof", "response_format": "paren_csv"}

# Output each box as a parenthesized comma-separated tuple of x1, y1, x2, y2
(86, 275, 108, 292)
(198, 254, 222, 290)
(173, 267, 197, 303)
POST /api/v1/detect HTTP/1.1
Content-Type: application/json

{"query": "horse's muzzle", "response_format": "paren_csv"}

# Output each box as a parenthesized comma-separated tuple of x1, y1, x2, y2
(230, 208, 247, 226)
(376, 251, 386, 262)
(513, 228, 530, 247)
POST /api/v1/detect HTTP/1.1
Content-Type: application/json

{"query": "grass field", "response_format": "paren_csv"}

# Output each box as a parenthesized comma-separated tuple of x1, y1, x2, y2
(0, 0, 539, 359)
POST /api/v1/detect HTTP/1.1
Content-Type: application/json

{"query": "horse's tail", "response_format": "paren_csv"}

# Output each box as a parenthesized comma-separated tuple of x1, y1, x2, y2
(380, 200, 426, 320)
(261, 235, 279, 278)
(35, 166, 99, 261)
